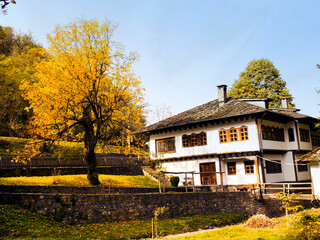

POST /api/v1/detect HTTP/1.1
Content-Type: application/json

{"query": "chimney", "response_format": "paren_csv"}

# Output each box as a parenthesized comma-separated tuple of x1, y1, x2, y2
(281, 98, 289, 109)
(217, 85, 227, 107)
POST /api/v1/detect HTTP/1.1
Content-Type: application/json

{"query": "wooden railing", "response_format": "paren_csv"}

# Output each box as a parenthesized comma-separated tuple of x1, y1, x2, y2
(257, 182, 314, 200)
(0, 155, 148, 168)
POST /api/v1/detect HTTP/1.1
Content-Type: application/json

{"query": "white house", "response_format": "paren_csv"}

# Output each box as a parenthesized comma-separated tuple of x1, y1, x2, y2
(141, 85, 320, 188)
(297, 147, 320, 199)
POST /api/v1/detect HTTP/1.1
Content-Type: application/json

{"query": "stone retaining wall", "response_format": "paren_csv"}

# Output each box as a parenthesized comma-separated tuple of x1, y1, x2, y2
(0, 191, 312, 224)
(0, 165, 143, 177)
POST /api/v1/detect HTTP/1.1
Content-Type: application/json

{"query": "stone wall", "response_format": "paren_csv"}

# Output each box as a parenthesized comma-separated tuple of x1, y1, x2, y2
(0, 165, 143, 177)
(0, 191, 312, 224)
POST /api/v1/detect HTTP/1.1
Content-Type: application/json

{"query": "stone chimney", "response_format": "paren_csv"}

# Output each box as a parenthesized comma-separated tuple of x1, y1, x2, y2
(281, 98, 289, 109)
(217, 85, 227, 107)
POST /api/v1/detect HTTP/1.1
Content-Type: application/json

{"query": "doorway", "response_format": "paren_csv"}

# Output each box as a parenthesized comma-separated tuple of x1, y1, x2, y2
(200, 162, 217, 185)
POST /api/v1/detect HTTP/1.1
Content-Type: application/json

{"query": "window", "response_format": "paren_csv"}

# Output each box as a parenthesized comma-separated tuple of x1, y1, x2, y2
(229, 128, 238, 142)
(288, 128, 295, 142)
(244, 161, 255, 174)
(182, 134, 189, 147)
(182, 132, 207, 148)
(262, 125, 285, 141)
(300, 128, 310, 142)
(227, 162, 236, 175)
(298, 163, 308, 172)
(265, 160, 282, 174)
(219, 130, 227, 143)
(198, 132, 207, 145)
(219, 126, 249, 143)
(312, 134, 320, 146)
(240, 126, 249, 141)
(190, 134, 197, 146)
(156, 138, 176, 154)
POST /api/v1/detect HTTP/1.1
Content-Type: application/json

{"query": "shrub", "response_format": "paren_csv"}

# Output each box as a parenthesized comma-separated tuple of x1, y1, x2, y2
(292, 210, 320, 240)
(245, 214, 275, 228)
(170, 176, 180, 187)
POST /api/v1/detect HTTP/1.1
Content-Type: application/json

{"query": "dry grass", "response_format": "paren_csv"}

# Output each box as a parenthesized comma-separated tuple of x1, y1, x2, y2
(244, 214, 275, 229)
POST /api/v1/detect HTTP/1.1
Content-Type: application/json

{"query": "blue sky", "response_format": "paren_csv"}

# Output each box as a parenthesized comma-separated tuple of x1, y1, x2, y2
(1, 0, 320, 122)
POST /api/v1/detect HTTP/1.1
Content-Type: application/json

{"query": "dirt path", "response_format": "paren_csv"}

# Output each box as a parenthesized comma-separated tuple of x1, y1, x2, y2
(160, 226, 230, 239)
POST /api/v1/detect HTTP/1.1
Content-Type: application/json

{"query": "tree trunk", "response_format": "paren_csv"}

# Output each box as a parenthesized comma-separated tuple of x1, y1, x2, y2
(84, 133, 100, 186)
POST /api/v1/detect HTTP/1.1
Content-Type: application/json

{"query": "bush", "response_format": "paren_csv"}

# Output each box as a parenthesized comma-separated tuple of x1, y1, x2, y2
(170, 176, 179, 187)
(292, 210, 320, 240)
(245, 214, 275, 228)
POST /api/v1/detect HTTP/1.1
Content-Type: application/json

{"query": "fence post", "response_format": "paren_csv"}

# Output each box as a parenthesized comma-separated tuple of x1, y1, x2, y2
(158, 173, 162, 193)
(192, 172, 195, 192)
(185, 172, 188, 193)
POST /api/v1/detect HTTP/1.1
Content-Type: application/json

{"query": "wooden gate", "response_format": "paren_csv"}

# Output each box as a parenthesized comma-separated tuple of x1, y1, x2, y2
(200, 162, 217, 185)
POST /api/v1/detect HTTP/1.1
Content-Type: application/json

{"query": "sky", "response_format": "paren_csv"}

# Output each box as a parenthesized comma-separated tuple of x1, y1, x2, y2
(1, 0, 320, 124)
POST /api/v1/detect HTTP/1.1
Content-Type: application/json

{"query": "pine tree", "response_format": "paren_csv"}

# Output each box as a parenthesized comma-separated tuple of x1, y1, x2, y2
(228, 59, 294, 108)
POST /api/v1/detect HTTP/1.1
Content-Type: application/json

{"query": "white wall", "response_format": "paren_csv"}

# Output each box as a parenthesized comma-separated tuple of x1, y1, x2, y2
(221, 157, 258, 185)
(295, 153, 311, 181)
(260, 120, 299, 151)
(310, 162, 320, 199)
(263, 153, 296, 183)
(298, 123, 313, 151)
(149, 118, 259, 159)
(161, 158, 220, 186)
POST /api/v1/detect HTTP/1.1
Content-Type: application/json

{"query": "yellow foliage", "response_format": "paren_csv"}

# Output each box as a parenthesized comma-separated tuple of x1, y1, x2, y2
(20, 18, 145, 151)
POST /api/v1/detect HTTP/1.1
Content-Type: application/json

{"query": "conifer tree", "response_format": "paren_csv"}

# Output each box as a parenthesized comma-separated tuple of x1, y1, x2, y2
(228, 59, 294, 108)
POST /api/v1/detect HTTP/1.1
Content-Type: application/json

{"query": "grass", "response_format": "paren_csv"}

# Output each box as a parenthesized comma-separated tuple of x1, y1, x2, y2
(0, 174, 160, 188)
(0, 136, 148, 156)
(0, 205, 246, 239)
(172, 208, 320, 240)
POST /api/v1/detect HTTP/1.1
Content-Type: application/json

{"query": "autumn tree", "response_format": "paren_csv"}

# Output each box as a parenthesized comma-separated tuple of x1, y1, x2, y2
(228, 59, 294, 108)
(0, 26, 43, 136)
(20, 19, 145, 185)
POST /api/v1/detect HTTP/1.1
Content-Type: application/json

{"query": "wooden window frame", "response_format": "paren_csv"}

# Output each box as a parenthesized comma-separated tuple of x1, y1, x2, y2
(156, 137, 176, 154)
(288, 128, 295, 142)
(311, 134, 320, 146)
(227, 162, 236, 175)
(182, 132, 207, 148)
(300, 128, 310, 142)
(262, 125, 285, 142)
(219, 126, 249, 143)
(244, 160, 255, 174)
(297, 163, 308, 172)
(265, 160, 282, 174)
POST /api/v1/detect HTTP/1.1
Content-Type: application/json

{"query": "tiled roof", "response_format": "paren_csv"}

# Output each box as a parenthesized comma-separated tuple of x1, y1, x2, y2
(297, 146, 320, 162)
(142, 98, 319, 133)
(142, 98, 266, 133)
(269, 109, 310, 119)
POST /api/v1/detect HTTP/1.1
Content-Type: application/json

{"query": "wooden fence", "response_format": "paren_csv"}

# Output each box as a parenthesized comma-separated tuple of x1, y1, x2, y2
(257, 182, 314, 200)
(0, 155, 148, 168)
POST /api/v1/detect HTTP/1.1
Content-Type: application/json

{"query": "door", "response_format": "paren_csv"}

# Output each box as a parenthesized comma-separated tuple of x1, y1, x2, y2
(200, 162, 217, 185)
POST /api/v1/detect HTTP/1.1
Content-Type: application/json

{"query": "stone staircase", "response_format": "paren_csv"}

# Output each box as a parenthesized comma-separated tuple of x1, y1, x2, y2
(141, 166, 171, 185)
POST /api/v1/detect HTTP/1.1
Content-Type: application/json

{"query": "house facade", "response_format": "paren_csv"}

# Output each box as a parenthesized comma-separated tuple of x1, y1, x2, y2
(297, 147, 320, 199)
(142, 85, 319, 187)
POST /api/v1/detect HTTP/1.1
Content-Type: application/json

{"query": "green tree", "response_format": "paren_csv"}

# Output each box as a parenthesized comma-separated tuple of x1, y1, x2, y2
(0, 26, 43, 137)
(21, 19, 145, 185)
(228, 59, 294, 108)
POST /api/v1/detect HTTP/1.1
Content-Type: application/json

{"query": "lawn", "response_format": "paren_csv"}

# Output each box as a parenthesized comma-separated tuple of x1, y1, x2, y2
(0, 205, 247, 239)
(171, 208, 320, 240)
(1, 205, 319, 239)
(0, 174, 160, 188)
(0, 136, 148, 156)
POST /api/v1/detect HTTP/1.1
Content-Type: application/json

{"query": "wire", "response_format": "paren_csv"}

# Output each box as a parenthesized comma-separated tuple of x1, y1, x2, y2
(257, 155, 308, 166)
